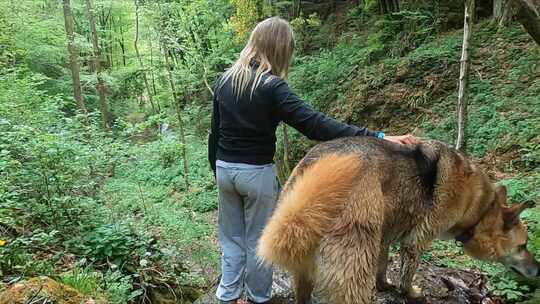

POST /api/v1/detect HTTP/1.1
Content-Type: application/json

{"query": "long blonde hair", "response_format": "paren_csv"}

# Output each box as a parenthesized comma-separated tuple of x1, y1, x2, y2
(221, 16, 295, 98)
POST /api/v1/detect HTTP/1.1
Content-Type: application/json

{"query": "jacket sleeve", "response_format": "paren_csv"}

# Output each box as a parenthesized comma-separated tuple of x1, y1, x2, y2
(208, 93, 219, 175)
(272, 80, 380, 141)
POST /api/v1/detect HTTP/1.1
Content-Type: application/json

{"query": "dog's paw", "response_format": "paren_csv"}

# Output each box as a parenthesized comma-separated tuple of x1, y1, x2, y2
(376, 279, 396, 292)
(404, 286, 427, 304)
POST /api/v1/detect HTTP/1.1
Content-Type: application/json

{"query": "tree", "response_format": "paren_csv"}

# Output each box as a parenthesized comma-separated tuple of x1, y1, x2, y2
(494, 0, 513, 24)
(85, 0, 111, 130)
(162, 41, 189, 188)
(456, 0, 475, 151)
(494, 0, 540, 46)
(378, 0, 400, 14)
(134, 0, 159, 113)
(513, 0, 540, 46)
(62, 0, 89, 121)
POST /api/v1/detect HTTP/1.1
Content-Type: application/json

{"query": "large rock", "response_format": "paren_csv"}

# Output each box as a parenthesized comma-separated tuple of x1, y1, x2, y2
(0, 277, 103, 304)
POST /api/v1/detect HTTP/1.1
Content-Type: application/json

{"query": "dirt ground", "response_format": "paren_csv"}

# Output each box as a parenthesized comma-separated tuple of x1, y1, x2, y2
(194, 253, 504, 304)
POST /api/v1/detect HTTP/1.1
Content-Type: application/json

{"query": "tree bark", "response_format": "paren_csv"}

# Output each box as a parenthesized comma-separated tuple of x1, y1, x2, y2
(163, 42, 189, 188)
(85, 0, 111, 130)
(62, 0, 89, 121)
(513, 0, 540, 46)
(134, 0, 159, 113)
(118, 21, 127, 67)
(282, 124, 292, 176)
(456, 0, 475, 151)
(494, 0, 511, 24)
(149, 39, 158, 96)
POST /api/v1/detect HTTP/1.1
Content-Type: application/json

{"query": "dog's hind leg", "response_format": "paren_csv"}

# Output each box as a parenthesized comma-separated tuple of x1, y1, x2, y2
(376, 242, 395, 291)
(293, 270, 313, 304)
(315, 225, 381, 304)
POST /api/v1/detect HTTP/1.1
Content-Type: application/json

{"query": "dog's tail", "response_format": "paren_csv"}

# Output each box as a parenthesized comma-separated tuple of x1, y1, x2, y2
(257, 153, 362, 270)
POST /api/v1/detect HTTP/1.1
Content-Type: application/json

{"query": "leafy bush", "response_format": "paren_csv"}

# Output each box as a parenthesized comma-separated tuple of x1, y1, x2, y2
(72, 222, 155, 267)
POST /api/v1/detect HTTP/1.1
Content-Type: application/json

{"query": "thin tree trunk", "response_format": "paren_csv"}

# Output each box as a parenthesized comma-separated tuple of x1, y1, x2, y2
(456, 0, 475, 151)
(134, 0, 158, 113)
(149, 39, 158, 95)
(108, 13, 114, 69)
(119, 22, 127, 67)
(163, 42, 189, 188)
(378, 0, 385, 14)
(62, 0, 89, 122)
(282, 124, 292, 175)
(494, 0, 510, 24)
(393, 0, 400, 11)
(85, 0, 111, 130)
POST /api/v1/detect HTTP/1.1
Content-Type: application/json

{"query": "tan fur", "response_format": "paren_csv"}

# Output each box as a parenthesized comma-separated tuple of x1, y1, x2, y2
(257, 137, 537, 304)
(257, 153, 363, 271)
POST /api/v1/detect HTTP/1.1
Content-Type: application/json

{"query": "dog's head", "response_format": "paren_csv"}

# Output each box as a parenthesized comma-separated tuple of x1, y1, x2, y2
(463, 185, 539, 278)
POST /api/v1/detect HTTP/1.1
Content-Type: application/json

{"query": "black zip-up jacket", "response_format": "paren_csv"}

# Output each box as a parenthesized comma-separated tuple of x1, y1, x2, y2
(208, 69, 380, 173)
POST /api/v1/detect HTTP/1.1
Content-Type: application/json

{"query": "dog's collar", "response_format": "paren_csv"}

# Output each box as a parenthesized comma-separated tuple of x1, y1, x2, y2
(455, 195, 497, 244)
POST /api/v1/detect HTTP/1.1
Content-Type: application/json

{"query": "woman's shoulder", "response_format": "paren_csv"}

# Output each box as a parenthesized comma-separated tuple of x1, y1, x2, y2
(261, 73, 288, 92)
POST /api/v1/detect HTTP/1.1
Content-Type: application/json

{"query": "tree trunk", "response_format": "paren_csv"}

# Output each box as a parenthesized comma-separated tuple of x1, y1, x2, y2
(62, 0, 89, 122)
(149, 39, 158, 96)
(134, 0, 158, 113)
(282, 125, 292, 176)
(513, 0, 540, 46)
(163, 42, 189, 188)
(494, 0, 512, 24)
(119, 22, 127, 67)
(85, 0, 111, 131)
(456, 0, 475, 151)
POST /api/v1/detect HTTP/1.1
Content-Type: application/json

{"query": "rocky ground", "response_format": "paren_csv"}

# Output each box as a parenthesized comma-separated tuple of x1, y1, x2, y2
(194, 254, 504, 304)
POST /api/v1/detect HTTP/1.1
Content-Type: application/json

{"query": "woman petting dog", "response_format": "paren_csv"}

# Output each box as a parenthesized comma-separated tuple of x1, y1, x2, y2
(207, 16, 416, 304)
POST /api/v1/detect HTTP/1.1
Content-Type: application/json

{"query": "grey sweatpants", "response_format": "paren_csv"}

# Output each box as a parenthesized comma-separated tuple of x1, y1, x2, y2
(215, 164, 279, 303)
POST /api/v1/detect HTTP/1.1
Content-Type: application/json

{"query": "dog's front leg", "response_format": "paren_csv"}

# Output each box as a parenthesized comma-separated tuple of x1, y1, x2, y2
(399, 244, 424, 302)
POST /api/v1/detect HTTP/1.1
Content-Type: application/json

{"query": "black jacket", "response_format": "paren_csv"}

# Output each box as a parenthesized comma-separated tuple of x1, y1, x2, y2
(208, 69, 380, 173)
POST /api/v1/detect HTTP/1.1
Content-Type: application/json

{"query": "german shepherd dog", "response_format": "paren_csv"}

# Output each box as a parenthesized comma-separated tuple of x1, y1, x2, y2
(257, 137, 538, 304)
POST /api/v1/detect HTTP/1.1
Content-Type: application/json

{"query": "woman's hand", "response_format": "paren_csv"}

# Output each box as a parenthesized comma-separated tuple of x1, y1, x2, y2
(384, 134, 418, 145)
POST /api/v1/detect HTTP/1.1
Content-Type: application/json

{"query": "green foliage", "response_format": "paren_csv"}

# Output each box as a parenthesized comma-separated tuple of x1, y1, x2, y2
(74, 222, 155, 266)
(483, 264, 532, 301)
(60, 267, 101, 296)
(377, 10, 439, 56)
(102, 270, 137, 304)
(290, 13, 323, 52)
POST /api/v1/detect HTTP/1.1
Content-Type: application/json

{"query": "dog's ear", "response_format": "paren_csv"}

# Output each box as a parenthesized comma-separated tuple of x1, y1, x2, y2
(454, 151, 473, 177)
(502, 203, 528, 230)
(497, 184, 508, 204)
(415, 142, 440, 198)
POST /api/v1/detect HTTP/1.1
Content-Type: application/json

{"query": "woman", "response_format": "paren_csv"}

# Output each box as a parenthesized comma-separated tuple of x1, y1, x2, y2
(208, 17, 416, 304)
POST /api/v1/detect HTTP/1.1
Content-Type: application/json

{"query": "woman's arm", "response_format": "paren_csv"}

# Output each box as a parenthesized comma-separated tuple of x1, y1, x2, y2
(272, 80, 417, 145)
(272, 80, 380, 140)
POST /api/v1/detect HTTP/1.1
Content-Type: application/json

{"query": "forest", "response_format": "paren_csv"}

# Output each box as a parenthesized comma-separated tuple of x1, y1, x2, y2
(0, 0, 539, 303)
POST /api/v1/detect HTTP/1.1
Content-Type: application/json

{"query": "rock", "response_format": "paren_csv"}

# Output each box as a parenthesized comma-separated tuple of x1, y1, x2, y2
(0, 277, 104, 304)
(194, 255, 505, 304)
(193, 269, 294, 304)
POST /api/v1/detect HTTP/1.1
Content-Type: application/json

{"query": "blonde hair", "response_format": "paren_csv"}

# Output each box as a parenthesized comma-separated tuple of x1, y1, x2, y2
(221, 16, 295, 98)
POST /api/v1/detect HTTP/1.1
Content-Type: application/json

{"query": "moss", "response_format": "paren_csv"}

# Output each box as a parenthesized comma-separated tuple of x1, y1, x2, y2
(0, 277, 105, 304)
